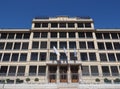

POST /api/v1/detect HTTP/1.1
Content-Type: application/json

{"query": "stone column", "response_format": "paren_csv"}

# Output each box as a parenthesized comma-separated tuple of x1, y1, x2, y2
(46, 65, 49, 83)
(78, 65, 82, 83)
(57, 65, 60, 83)
(67, 65, 71, 83)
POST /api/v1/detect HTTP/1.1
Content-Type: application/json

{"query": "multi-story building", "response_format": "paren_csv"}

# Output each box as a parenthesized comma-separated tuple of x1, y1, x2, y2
(0, 16, 120, 89)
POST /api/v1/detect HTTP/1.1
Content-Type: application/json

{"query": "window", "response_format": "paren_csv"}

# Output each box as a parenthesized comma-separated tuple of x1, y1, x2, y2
(111, 33, 118, 39)
(50, 42, 57, 49)
(51, 23, 58, 28)
(11, 53, 19, 62)
(82, 66, 89, 76)
(38, 66, 46, 75)
(32, 41, 39, 49)
(2, 53, 10, 61)
(89, 53, 96, 61)
(13, 42, 21, 50)
(17, 66, 25, 76)
(16, 33, 23, 39)
(91, 66, 99, 76)
(40, 41, 47, 49)
(60, 42, 67, 49)
(8, 33, 15, 39)
(85, 23, 91, 28)
(0, 33, 7, 39)
(0, 66, 8, 76)
(116, 53, 120, 61)
(22, 42, 29, 50)
(113, 42, 120, 50)
(108, 53, 116, 61)
(0, 42, 5, 50)
(34, 23, 41, 28)
(59, 23, 66, 28)
(5, 42, 13, 50)
(78, 32, 85, 38)
(51, 32, 57, 38)
(86, 32, 93, 38)
(77, 23, 84, 28)
(79, 42, 86, 49)
(0, 53, 2, 61)
(19, 53, 27, 61)
(42, 23, 48, 28)
(23, 33, 30, 39)
(68, 23, 74, 28)
(69, 32, 75, 38)
(60, 53, 67, 60)
(39, 52, 46, 61)
(99, 53, 107, 61)
(29, 66, 37, 76)
(41, 32, 48, 38)
(31, 52, 38, 61)
(33, 32, 40, 38)
(59, 32, 66, 38)
(87, 42, 94, 49)
(103, 33, 110, 39)
(70, 52, 77, 60)
(97, 42, 105, 50)
(105, 42, 113, 50)
(8, 66, 16, 76)
(69, 41, 76, 49)
(80, 53, 88, 61)
(110, 66, 119, 76)
(102, 66, 110, 76)
(96, 33, 103, 39)
(50, 53, 57, 60)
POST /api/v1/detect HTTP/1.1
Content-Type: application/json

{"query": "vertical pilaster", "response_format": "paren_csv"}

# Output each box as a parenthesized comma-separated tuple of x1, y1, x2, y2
(46, 65, 49, 83)
(67, 65, 71, 83)
(57, 65, 60, 83)
(78, 65, 82, 83)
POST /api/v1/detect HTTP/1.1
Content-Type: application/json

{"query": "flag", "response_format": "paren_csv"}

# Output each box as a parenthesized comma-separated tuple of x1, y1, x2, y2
(74, 48, 77, 57)
(53, 46, 60, 56)
(63, 47, 67, 56)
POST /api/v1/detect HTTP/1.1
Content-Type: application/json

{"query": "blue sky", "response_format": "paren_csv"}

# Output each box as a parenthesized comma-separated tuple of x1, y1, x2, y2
(0, 0, 120, 29)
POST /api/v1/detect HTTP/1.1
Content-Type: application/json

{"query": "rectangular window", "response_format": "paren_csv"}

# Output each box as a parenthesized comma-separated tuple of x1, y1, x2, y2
(86, 32, 93, 38)
(2, 53, 10, 61)
(70, 52, 77, 60)
(85, 23, 91, 28)
(39, 52, 46, 61)
(102, 66, 110, 76)
(41, 32, 48, 38)
(60, 53, 67, 60)
(5, 42, 13, 50)
(89, 53, 96, 61)
(35, 23, 41, 28)
(105, 42, 113, 50)
(77, 23, 84, 28)
(82, 66, 89, 76)
(8, 33, 15, 39)
(69, 32, 75, 38)
(87, 42, 94, 49)
(33, 32, 40, 38)
(103, 33, 110, 39)
(51, 32, 57, 38)
(29, 66, 37, 76)
(0, 66, 8, 76)
(50, 42, 57, 49)
(69, 41, 76, 49)
(38, 66, 46, 75)
(60, 42, 67, 49)
(0, 33, 7, 39)
(113, 42, 120, 50)
(31, 52, 38, 61)
(0, 53, 2, 61)
(97, 42, 105, 50)
(111, 33, 118, 39)
(110, 66, 119, 76)
(108, 53, 116, 61)
(32, 41, 39, 49)
(79, 42, 86, 49)
(99, 53, 107, 61)
(13, 42, 21, 50)
(0, 42, 5, 50)
(16, 33, 23, 39)
(78, 32, 85, 38)
(19, 53, 27, 61)
(23, 33, 30, 39)
(68, 23, 74, 28)
(8, 66, 16, 76)
(96, 33, 103, 39)
(17, 66, 25, 76)
(51, 23, 58, 28)
(22, 42, 29, 50)
(40, 41, 47, 49)
(91, 66, 99, 76)
(59, 32, 67, 38)
(42, 23, 48, 28)
(11, 53, 19, 62)
(80, 53, 88, 61)
(50, 53, 57, 60)
(116, 53, 120, 61)
(59, 23, 66, 28)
